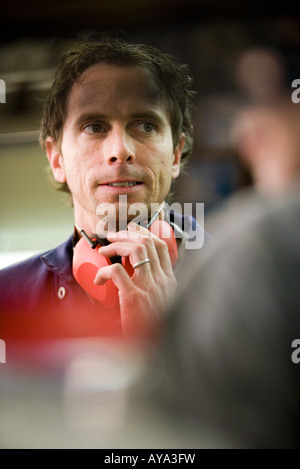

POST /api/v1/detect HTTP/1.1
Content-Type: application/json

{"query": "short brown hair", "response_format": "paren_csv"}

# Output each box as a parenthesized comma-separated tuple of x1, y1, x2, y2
(40, 36, 195, 193)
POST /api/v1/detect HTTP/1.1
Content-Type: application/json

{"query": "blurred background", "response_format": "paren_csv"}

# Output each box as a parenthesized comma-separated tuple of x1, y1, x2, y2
(0, 0, 300, 267)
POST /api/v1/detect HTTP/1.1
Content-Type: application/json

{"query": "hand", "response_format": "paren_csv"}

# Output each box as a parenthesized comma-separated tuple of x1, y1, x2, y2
(93, 222, 177, 337)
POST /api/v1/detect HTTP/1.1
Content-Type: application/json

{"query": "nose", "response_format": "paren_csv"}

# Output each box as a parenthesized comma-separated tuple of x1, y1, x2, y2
(104, 126, 136, 165)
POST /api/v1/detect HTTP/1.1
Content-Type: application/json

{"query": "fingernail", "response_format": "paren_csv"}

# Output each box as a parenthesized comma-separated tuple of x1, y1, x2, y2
(128, 221, 141, 230)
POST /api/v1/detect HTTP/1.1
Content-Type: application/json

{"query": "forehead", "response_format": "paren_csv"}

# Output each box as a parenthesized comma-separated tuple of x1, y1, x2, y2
(65, 63, 167, 118)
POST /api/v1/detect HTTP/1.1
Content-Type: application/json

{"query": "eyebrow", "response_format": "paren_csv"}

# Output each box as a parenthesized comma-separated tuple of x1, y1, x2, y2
(128, 110, 168, 127)
(72, 113, 107, 131)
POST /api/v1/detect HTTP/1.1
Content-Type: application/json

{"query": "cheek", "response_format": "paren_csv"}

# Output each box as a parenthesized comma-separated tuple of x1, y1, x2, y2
(152, 134, 174, 165)
(155, 149, 177, 189)
(150, 149, 173, 177)
(61, 137, 89, 178)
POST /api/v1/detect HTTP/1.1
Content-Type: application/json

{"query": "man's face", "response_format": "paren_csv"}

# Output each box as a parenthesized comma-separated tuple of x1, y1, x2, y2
(47, 63, 184, 233)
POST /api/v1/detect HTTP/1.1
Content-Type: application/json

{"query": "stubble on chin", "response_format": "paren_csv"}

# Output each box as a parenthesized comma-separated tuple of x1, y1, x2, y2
(95, 198, 155, 238)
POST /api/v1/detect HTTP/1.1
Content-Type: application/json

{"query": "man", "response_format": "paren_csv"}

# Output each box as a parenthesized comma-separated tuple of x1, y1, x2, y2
(0, 37, 200, 339)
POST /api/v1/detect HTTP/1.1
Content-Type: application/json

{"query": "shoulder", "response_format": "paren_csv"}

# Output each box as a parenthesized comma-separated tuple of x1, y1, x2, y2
(0, 252, 50, 314)
(0, 251, 49, 284)
(0, 235, 71, 280)
(0, 236, 73, 313)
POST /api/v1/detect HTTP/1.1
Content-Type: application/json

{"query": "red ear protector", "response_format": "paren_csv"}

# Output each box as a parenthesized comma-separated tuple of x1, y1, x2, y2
(72, 214, 178, 308)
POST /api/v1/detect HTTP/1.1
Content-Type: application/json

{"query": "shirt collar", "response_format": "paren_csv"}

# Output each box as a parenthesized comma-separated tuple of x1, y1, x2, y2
(40, 234, 74, 281)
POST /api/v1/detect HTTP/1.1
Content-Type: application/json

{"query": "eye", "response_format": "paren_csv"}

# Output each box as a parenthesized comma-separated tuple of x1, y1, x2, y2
(83, 123, 105, 134)
(136, 122, 156, 133)
(144, 122, 154, 132)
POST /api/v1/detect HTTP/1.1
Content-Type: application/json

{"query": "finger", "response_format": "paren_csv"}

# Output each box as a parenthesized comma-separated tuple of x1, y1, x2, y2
(128, 222, 174, 276)
(107, 223, 174, 276)
(94, 263, 133, 289)
(127, 221, 154, 236)
(105, 225, 161, 268)
(98, 241, 154, 271)
(107, 231, 161, 270)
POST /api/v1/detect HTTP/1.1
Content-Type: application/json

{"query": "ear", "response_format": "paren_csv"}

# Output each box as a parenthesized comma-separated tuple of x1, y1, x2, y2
(172, 133, 185, 179)
(45, 137, 66, 183)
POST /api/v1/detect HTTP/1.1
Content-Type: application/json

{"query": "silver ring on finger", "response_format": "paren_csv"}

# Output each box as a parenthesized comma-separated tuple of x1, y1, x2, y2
(132, 258, 150, 269)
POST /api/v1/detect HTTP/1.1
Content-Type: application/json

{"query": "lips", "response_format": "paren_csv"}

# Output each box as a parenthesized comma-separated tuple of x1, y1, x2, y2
(106, 181, 142, 187)
(98, 178, 144, 189)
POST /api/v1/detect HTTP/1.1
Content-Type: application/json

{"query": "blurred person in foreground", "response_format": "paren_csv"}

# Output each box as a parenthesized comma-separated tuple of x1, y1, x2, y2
(151, 155, 300, 448)
(0, 36, 203, 341)
(142, 50, 300, 447)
